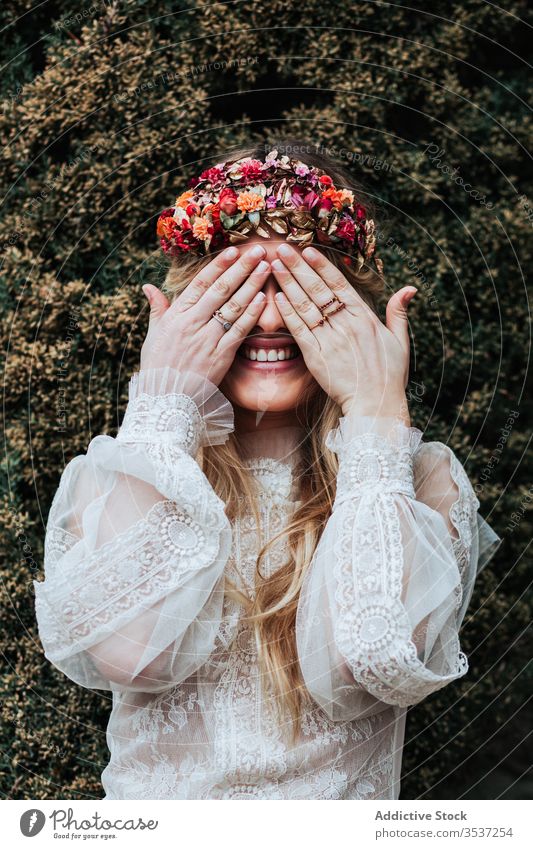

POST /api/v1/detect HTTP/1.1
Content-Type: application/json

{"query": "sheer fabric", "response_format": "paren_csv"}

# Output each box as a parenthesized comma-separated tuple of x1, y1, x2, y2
(34, 367, 501, 799)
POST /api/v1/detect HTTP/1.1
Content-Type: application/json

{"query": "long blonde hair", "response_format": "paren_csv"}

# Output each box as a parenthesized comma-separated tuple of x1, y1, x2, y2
(162, 139, 385, 737)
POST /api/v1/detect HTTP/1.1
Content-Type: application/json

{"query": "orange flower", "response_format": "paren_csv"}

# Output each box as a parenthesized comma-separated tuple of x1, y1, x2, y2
(157, 216, 175, 239)
(175, 189, 194, 209)
(192, 217, 210, 240)
(339, 189, 354, 206)
(236, 191, 265, 213)
(321, 187, 354, 210)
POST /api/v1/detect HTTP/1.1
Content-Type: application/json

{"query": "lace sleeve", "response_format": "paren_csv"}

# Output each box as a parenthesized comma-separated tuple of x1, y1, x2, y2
(296, 415, 502, 722)
(34, 367, 234, 694)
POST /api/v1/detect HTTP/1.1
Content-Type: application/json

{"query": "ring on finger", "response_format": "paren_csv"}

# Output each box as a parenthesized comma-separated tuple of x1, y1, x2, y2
(321, 300, 346, 318)
(212, 309, 233, 332)
(309, 299, 346, 330)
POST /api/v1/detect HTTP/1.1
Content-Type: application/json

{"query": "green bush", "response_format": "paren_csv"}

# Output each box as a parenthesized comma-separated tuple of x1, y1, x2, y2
(1, 0, 530, 799)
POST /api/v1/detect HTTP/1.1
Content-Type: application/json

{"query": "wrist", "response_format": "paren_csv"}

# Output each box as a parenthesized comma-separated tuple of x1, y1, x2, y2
(341, 394, 411, 428)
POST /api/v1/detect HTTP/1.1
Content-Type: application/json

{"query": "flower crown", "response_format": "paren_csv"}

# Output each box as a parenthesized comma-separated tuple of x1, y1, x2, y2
(156, 150, 383, 274)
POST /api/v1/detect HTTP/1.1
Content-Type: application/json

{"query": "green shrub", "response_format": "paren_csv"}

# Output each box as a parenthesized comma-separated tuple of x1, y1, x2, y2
(1, 0, 530, 799)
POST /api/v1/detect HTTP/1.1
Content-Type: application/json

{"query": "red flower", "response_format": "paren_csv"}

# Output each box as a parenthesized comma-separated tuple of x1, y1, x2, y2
(219, 187, 238, 215)
(170, 225, 199, 253)
(208, 203, 223, 232)
(239, 159, 265, 184)
(316, 197, 334, 216)
(199, 166, 225, 186)
(318, 174, 333, 186)
(335, 216, 356, 243)
(185, 202, 201, 217)
(355, 205, 366, 221)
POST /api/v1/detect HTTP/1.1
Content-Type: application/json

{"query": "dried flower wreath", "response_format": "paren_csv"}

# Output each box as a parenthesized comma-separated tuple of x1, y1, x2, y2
(157, 149, 383, 273)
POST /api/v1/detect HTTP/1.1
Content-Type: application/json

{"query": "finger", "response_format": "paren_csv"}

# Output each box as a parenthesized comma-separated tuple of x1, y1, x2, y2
(272, 290, 318, 350)
(271, 258, 329, 330)
(385, 287, 417, 354)
(209, 260, 270, 330)
(192, 244, 267, 320)
(142, 284, 170, 327)
(276, 244, 335, 308)
(216, 290, 267, 352)
(171, 246, 241, 312)
(300, 245, 372, 314)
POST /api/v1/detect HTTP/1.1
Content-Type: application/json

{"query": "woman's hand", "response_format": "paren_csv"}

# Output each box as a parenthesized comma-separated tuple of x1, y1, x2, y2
(140, 245, 269, 386)
(270, 244, 417, 424)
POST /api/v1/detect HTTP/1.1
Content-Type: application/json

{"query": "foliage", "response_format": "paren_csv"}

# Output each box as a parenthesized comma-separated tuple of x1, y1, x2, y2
(0, 0, 530, 800)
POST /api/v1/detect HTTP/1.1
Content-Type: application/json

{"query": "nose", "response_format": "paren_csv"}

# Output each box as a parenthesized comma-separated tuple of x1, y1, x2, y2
(254, 276, 287, 334)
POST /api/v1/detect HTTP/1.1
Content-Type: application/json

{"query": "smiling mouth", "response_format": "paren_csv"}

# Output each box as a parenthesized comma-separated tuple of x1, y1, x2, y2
(238, 343, 301, 362)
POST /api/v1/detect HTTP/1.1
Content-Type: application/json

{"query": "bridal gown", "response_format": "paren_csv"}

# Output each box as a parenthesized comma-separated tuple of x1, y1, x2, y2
(34, 366, 501, 800)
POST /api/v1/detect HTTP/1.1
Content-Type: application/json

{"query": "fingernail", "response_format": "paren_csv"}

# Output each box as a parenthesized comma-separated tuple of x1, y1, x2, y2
(257, 260, 270, 273)
(249, 245, 266, 259)
(278, 244, 293, 258)
(271, 258, 285, 272)
(223, 246, 239, 260)
(275, 291, 286, 303)
(304, 247, 320, 261)
(253, 291, 266, 303)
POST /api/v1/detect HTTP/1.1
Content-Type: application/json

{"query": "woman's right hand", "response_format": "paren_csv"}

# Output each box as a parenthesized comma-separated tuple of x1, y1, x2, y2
(139, 244, 269, 386)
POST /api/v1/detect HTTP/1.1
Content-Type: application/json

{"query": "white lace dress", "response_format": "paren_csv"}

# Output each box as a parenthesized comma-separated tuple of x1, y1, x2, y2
(34, 367, 501, 800)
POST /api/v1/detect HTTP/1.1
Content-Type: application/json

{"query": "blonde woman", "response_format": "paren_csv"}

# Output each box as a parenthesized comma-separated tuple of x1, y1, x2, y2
(34, 142, 501, 800)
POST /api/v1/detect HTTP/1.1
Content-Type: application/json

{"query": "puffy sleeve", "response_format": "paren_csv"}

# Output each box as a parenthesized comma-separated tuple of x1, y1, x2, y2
(296, 414, 502, 722)
(34, 366, 234, 694)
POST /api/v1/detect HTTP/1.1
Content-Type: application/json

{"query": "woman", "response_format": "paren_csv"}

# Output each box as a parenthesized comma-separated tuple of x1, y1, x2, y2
(34, 142, 501, 800)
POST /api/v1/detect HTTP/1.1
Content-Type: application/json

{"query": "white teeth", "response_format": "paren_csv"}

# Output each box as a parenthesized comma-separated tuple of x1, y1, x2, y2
(241, 344, 299, 362)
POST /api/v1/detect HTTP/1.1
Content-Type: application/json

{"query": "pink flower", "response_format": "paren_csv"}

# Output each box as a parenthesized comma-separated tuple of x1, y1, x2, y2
(266, 195, 277, 208)
(291, 185, 307, 206)
(292, 186, 320, 210)
(295, 163, 310, 177)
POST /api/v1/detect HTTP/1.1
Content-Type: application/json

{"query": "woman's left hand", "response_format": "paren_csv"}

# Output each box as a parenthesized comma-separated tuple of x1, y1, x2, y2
(271, 244, 417, 424)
